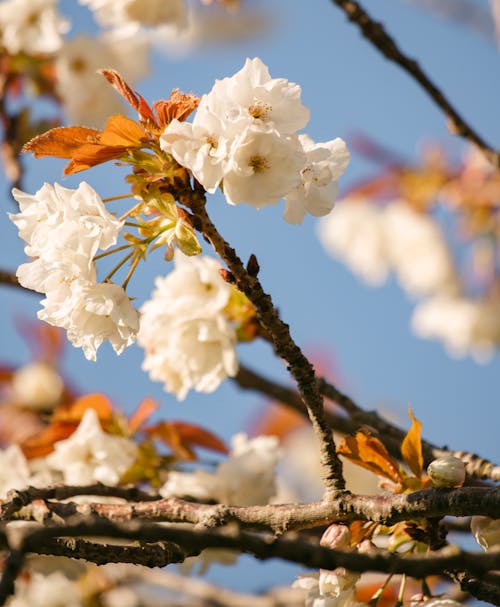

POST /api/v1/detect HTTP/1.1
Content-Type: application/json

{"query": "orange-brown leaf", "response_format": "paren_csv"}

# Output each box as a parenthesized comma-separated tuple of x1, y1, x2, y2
(401, 405, 423, 478)
(169, 421, 229, 455)
(63, 143, 129, 175)
(53, 393, 113, 424)
(22, 126, 100, 159)
(337, 431, 403, 484)
(20, 421, 78, 459)
(128, 397, 159, 434)
(99, 114, 147, 147)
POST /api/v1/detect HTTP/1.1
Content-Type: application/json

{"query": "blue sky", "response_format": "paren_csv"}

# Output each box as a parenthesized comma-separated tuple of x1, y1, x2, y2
(1, 0, 498, 592)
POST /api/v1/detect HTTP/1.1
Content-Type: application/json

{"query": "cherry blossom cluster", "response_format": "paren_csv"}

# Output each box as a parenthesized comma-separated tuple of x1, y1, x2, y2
(9, 183, 139, 361)
(161, 57, 350, 223)
(138, 254, 238, 400)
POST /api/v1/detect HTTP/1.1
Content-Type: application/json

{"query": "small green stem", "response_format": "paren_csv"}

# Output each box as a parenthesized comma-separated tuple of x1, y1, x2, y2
(369, 573, 394, 607)
(395, 574, 407, 607)
(102, 194, 135, 203)
(103, 251, 133, 283)
(122, 254, 141, 291)
(93, 244, 133, 261)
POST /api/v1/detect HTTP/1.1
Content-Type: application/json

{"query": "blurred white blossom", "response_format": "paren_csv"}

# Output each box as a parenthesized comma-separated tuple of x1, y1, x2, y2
(411, 294, 500, 361)
(55, 33, 149, 126)
(7, 571, 82, 607)
(81, 0, 186, 30)
(138, 254, 237, 400)
(384, 201, 458, 297)
(318, 197, 390, 285)
(0, 0, 69, 55)
(12, 362, 64, 410)
(46, 409, 138, 485)
(0, 445, 31, 499)
(161, 432, 280, 506)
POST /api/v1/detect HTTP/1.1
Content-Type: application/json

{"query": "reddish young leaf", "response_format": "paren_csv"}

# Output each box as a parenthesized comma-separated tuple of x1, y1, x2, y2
(100, 69, 157, 126)
(22, 126, 100, 159)
(169, 421, 229, 455)
(128, 397, 159, 434)
(153, 89, 200, 128)
(145, 421, 196, 461)
(337, 431, 403, 485)
(401, 405, 424, 478)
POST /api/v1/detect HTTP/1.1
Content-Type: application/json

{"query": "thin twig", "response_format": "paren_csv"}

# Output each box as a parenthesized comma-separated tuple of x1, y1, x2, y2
(329, 0, 500, 168)
(235, 363, 500, 482)
(186, 187, 345, 493)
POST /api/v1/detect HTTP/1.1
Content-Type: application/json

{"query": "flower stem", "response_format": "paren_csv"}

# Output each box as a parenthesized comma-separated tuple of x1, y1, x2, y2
(93, 244, 134, 261)
(103, 251, 134, 283)
(122, 254, 141, 291)
(102, 194, 135, 203)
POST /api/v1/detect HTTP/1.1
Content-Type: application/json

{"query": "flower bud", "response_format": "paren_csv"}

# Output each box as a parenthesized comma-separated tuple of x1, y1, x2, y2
(320, 524, 351, 550)
(12, 362, 64, 410)
(427, 455, 465, 488)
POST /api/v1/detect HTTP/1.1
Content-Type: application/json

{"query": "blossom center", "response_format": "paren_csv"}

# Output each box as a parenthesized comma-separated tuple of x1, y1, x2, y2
(248, 155, 270, 174)
(248, 103, 271, 121)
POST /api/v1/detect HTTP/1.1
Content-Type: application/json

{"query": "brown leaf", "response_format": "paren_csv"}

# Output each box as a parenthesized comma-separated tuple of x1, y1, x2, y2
(337, 431, 403, 484)
(128, 397, 159, 434)
(22, 126, 100, 159)
(401, 405, 423, 478)
(145, 421, 228, 461)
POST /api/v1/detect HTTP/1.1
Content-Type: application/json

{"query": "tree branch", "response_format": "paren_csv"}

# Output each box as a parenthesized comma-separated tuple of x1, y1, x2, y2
(329, 0, 500, 168)
(5, 486, 500, 533)
(186, 187, 345, 493)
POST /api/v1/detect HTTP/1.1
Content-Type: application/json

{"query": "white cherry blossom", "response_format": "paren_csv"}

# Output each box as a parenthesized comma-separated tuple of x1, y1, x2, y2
(45, 409, 138, 485)
(138, 254, 237, 399)
(160, 114, 230, 193)
(140, 314, 237, 400)
(201, 57, 310, 137)
(0, 0, 69, 56)
(10, 182, 122, 257)
(284, 135, 350, 224)
(39, 281, 140, 362)
(223, 125, 304, 207)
